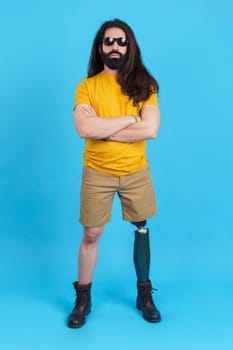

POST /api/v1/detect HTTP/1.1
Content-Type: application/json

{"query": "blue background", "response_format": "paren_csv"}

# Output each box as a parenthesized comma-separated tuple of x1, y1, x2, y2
(1, 0, 233, 349)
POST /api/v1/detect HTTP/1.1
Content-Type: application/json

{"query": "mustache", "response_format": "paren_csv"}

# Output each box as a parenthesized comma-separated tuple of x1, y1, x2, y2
(107, 50, 123, 58)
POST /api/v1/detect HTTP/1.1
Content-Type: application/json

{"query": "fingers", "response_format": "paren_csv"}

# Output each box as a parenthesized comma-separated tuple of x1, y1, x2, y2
(79, 104, 97, 117)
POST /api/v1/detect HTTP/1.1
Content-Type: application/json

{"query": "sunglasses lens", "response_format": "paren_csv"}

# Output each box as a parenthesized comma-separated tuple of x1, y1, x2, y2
(103, 37, 128, 46)
(118, 38, 128, 46)
(103, 37, 113, 46)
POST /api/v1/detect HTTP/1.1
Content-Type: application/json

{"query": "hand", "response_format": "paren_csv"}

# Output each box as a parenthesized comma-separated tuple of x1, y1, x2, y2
(79, 104, 98, 118)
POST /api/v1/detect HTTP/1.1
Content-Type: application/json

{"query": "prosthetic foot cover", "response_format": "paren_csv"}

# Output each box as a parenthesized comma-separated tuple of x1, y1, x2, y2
(133, 228, 150, 282)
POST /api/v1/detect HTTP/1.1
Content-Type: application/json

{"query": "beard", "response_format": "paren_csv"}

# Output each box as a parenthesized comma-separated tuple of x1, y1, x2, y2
(101, 51, 127, 70)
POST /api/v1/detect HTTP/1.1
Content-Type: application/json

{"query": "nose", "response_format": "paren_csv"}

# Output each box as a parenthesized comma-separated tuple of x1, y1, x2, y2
(112, 41, 119, 50)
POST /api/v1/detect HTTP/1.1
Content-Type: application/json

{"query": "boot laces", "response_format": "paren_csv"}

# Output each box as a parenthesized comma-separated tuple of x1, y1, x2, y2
(76, 289, 89, 306)
(141, 285, 158, 304)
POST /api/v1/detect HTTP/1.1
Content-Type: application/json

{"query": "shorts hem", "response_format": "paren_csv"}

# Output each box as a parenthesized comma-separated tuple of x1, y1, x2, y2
(122, 210, 158, 223)
(79, 218, 111, 228)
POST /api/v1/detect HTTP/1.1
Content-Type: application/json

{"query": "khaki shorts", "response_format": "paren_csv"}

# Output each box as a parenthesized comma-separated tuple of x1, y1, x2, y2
(79, 163, 157, 227)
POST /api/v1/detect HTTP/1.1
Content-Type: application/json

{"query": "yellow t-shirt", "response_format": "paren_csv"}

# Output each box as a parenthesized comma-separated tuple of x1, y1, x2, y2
(75, 70, 158, 176)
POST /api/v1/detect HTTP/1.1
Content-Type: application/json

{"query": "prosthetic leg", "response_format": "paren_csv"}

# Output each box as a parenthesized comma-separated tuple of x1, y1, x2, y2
(132, 220, 161, 322)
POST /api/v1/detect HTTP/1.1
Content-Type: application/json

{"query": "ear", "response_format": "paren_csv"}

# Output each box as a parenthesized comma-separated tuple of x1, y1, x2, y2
(99, 45, 102, 54)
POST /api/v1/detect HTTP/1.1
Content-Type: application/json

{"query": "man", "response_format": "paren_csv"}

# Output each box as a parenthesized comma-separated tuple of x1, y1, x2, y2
(68, 19, 161, 328)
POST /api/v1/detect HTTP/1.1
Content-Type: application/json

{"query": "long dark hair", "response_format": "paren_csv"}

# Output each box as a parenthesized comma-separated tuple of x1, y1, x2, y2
(88, 19, 159, 106)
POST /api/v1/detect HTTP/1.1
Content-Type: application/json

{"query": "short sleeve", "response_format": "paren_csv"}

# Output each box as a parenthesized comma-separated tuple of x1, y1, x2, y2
(144, 92, 159, 107)
(74, 78, 90, 105)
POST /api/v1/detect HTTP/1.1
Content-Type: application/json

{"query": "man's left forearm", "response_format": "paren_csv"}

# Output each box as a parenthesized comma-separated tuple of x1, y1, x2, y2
(109, 121, 158, 143)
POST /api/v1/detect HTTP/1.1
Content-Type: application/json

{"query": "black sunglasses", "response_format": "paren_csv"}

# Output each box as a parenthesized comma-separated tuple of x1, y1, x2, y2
(102, 37, 128, 47)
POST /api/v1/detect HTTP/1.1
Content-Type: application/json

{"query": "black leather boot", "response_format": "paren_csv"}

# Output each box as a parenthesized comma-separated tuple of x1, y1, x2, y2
(67, 281, 92, 328)
(136, 280, 161, 322)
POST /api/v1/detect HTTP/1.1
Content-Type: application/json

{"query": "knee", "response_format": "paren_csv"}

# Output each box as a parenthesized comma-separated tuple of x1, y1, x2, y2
(83, 226, 104, 244)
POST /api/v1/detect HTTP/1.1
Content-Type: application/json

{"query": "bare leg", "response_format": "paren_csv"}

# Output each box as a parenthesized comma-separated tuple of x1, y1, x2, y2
(78, 226, 104, 284)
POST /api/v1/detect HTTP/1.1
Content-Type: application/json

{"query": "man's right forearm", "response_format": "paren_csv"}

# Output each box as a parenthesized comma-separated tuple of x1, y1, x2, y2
(73, 105, 139, 139)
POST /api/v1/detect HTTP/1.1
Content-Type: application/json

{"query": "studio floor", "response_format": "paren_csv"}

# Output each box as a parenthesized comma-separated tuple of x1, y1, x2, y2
(1, 211, 232, 350)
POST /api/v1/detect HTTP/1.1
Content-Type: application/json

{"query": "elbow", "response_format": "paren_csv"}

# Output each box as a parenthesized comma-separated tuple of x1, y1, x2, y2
(75, 124, 85, 138)
(74, 118, 92, 138)
(77, 124, 99, 139)
(148, 128, 158, 139)
(142, 121, 159, 139)
(77, 125, 92, 138)
(77, 126, 87, 138)
(73, 111, 92, 138)
(150, 122, 160, 139)
(150, 131, 157, 139)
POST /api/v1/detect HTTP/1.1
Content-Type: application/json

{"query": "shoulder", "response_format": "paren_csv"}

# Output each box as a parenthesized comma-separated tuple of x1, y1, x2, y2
(77, 72, 105, 89)
(75, 77, 87, 94)
(141, 92, 159, 108)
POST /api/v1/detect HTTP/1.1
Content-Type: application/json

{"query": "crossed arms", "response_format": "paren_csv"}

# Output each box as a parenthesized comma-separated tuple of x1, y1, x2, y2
(73, 103, 160, 143)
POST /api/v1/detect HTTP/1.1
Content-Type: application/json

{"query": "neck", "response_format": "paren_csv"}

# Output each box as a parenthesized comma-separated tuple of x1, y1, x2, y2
(104, 65, 118, 75)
